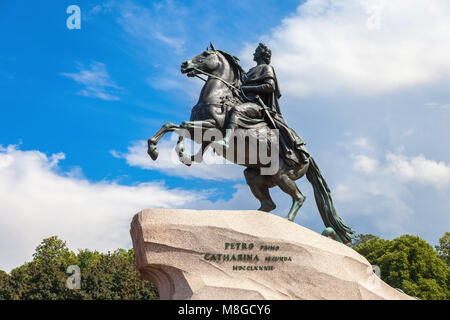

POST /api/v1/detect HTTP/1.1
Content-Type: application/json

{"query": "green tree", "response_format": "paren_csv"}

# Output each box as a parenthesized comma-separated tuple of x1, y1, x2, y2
(354, 235, 449, 300)
(8, 236, 80, 300)
(77, 249, 101, 270)
(33, 236, 77, 264)
(80, 249, 158, 300)
(349, 233, 378, 248)
(1, 236, 159, 300)
(435, 232, 450, 266)
(0, 270, 15, 300)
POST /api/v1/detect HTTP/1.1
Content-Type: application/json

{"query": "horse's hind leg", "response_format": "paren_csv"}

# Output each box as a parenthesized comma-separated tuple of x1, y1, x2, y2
(244, 168, 276, 212)
(273, 170, 306, 221)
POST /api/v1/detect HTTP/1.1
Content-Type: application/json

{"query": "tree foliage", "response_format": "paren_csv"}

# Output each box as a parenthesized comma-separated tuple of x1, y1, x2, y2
(0, 270, 14, 300)
(2, 234, 448, 300)
(353, 234, 449, 300)
(435, 232, 450, 266)
(349, 233, 378, 248)
(79, 249, 157, 300)
(0, 236, 158, 300)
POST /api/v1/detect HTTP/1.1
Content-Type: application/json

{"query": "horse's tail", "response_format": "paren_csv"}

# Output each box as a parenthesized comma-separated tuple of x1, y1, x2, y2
(306, 156, 355, 244)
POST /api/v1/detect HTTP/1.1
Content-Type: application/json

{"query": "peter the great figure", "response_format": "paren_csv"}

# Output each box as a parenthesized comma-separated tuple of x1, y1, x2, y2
(214, 43, 309, 166)
(147, 42, 355, 244)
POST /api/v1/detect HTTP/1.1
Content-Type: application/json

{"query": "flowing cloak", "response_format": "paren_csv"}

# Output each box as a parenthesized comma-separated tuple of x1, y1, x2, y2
(233, 64, 309, 165)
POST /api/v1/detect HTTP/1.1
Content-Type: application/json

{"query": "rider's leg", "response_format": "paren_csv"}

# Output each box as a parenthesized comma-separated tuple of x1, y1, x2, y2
(215, 120, 238, 148)
(214, 103, 262, 148)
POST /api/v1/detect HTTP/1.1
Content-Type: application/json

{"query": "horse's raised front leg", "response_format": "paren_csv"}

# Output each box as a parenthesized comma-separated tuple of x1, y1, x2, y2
(175, 137, 211, 166)
(147, 122, 180, 160)
(180, 120, 216, 131)
(175, 136, 191, 166)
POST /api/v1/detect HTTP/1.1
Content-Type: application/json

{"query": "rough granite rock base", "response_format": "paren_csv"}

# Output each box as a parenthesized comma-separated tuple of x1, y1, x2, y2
(130, 209, 413, 300)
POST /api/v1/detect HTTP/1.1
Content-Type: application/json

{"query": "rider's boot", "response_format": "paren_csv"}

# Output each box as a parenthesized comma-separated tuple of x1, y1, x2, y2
(213, 121, 238, 149)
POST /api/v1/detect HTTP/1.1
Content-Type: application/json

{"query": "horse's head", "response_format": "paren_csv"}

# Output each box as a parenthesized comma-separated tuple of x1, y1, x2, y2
(180, 43, 222, 77)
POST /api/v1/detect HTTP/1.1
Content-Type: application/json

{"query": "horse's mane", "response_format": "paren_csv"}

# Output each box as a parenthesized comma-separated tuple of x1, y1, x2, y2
(217, 50, 245, 84)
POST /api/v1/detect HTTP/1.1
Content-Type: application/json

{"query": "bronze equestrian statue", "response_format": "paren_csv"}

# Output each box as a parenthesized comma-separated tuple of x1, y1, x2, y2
(147, 43, 354, 244)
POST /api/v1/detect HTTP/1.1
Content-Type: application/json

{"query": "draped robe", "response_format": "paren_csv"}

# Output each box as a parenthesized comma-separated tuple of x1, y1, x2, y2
(228, 64, 309, 166)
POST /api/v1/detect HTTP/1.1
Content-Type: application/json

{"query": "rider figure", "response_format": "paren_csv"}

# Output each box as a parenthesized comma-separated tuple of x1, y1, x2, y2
(215, 43, 309, 165)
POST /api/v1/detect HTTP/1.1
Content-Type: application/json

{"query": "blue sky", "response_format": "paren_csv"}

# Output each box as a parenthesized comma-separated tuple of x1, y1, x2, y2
(0, 0, 301, 191)
(1, 0, 449, 271)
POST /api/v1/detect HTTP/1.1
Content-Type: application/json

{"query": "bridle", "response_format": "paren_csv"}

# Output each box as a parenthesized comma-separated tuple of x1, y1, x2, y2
(191, 66, 239, 91)
(189, 65, 252, 102)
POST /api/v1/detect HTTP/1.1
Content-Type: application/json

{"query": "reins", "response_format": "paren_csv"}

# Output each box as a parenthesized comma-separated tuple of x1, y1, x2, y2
(191, 66, 252, 102)
(191, 66, 239, 90)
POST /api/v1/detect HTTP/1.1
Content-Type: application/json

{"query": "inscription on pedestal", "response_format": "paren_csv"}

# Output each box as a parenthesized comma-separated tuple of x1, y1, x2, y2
(203, 242, 292, 271)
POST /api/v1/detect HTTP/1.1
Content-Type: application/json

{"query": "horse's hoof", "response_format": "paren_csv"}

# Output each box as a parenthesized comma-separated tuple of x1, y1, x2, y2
(179, 156, 192, 167)
(148, 145, 159, 160)
(285, 215, 295, 222)
(258, 203, 276, 212)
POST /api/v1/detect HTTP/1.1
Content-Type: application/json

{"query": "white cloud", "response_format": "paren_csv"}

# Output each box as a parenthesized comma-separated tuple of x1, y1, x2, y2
(333, 175, 415, 236)
(0, 145, 201, 272)
(112, 138, 244, 181)
(385, 153, 450, 189)
(352, 154, 379, 174)
(62, 62, 122, 101)
(348, 150, 450, 189)
(333, 148, 450, 237)
(241, 0, 450, 96)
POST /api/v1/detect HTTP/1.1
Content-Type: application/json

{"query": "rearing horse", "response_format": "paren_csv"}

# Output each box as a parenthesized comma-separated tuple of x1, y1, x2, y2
(147, 43, 354, 243)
